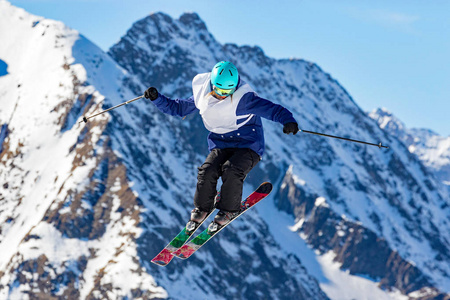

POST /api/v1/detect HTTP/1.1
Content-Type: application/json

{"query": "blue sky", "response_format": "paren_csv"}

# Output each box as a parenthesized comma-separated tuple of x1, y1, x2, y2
(9, 0, 450, 136)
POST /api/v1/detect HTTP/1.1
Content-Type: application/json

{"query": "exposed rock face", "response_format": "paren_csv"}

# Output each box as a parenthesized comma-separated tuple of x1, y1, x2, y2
(277, 170, 449, 299)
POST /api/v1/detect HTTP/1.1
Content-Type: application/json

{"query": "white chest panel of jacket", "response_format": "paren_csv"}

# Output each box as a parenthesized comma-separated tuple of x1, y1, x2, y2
(192, 73, 255, 134)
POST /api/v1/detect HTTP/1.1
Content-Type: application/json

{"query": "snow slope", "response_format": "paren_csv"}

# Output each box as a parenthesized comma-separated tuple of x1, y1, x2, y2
(0, 1, 166, 298)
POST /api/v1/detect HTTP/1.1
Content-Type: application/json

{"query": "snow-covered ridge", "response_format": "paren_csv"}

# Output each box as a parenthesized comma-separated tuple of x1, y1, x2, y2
(370, 107, 450, 188)
(0, 1, 166, 298)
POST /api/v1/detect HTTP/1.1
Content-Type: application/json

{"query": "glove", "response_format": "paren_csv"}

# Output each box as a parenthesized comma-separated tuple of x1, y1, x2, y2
(144, 87, 159, 101)
(283, 122, 299, 135)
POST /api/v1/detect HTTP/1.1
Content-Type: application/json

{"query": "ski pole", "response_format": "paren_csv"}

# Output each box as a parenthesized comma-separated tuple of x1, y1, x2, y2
(298, 129, 389, 149)
(79, 95, 144, 123)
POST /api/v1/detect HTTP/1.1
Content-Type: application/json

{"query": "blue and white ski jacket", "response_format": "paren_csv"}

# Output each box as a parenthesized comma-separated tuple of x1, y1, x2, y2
(152, 72, 297, 157)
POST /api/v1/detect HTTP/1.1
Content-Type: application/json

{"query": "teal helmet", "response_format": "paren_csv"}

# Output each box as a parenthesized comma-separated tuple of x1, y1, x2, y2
(211, 61, 239, 96)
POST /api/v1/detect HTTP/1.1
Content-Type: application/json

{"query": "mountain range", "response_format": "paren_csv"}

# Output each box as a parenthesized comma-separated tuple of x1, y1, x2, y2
(0, 1, 449, 299)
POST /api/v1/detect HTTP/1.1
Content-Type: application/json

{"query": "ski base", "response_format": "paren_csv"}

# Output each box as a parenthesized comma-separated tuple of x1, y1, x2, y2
(173, 182, 272, 260)
(151, 209, 215, 266)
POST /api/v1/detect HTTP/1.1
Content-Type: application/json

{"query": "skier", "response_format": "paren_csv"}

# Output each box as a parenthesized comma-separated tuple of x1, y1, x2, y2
(144, 61, 298, 229)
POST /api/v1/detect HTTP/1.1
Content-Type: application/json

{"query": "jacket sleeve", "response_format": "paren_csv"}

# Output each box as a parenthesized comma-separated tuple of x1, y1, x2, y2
(238, 92, 297, 125)
(151, 93, 198, 117)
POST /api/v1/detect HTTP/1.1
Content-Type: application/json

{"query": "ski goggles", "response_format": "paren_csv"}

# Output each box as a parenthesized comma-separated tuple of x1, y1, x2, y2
(213, 85, 236, 97)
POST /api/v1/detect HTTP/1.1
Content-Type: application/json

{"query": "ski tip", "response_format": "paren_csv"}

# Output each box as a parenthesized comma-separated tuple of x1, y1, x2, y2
(151, 259, 169, 267)
(257, 182, 273, 194)
(151, 249, 175, 266)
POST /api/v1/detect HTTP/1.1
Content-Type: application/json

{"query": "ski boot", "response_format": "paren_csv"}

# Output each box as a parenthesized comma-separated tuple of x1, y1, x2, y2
(186, 208, 209, 232)
(208, 210, 240, 233)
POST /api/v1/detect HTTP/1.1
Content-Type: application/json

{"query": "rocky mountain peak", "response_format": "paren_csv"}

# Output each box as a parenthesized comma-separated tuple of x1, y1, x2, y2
(370, 107, 450, 193)
(178, 12, 208, 31)
(369, 107, 407, 136)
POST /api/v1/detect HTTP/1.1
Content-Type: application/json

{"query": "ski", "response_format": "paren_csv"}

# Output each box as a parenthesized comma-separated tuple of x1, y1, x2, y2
(173, 182, 272, 260)
(151, 194, 220, 266)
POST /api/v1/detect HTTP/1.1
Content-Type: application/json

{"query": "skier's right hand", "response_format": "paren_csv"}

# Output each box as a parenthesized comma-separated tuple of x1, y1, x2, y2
(144, 87, 159, 101)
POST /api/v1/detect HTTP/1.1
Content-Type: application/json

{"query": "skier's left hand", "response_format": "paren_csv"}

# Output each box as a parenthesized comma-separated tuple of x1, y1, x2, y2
(283, 122, 299, 135)
(144, 87, 159, 101)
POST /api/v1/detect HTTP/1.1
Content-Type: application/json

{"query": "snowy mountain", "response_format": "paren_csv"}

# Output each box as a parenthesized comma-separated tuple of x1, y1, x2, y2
(0, 2, 167, 298)
(0, 1, 449, 299)
(0, 3, 323, 299)
(370, 108, 450, 190)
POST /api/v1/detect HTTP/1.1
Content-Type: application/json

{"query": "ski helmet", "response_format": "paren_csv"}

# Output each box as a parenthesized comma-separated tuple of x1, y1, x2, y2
(211, 61, 239, 96)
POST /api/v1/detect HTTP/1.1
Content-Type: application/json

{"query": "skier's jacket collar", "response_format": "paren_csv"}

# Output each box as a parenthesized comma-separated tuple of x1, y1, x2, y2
(192, 72, 254, 135)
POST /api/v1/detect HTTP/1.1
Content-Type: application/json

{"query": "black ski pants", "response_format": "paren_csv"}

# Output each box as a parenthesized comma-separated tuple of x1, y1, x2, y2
(194, 148, 260, 213)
